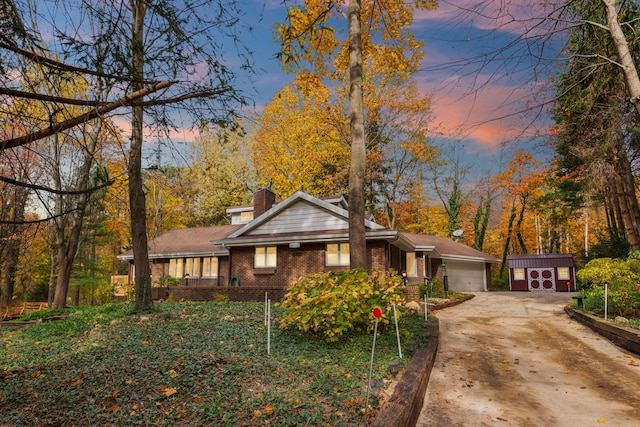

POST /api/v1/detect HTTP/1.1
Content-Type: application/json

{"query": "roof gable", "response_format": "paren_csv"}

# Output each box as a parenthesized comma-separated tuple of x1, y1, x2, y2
(228, 191, 383, 239)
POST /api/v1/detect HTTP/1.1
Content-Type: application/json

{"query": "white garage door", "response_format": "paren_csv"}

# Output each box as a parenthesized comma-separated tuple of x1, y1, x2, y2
(445, 261, 486, 292)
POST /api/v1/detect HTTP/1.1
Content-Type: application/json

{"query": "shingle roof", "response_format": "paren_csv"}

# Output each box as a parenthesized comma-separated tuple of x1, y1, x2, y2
(402, 233, 500, 263)
(118, 224, 242, 260)
(508, 254, 574, 268)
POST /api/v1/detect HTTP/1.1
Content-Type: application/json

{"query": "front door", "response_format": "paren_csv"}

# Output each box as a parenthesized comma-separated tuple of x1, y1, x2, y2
(528, 268, 555, 291)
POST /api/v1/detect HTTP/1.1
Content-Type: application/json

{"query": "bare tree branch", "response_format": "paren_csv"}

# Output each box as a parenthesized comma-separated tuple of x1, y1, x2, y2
(0, 86, 105, 106)
(0, 40, 154, 84)
(1, 80, 173, 150)
(0, 174, 115, 195)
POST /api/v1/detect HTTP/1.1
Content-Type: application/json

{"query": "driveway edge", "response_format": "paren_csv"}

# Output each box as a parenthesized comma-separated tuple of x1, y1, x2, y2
(372, 316, 439, 427)
(565, 306, 640, 355)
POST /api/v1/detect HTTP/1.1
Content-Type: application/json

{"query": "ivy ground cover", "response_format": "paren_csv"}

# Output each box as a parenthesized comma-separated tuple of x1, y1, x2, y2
(0, 301, 429, 426)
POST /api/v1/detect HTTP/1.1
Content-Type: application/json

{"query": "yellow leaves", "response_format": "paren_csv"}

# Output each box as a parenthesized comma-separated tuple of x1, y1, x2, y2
(168, 369, 178, 378)
(160, 387, 177, 397)
(597, 418, 606, 423)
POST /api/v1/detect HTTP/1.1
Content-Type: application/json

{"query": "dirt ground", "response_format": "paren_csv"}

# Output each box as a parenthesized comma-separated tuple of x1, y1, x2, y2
(416, 292, 640, 427)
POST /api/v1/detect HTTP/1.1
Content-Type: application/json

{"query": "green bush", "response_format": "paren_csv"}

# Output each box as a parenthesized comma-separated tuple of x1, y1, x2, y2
(577, 258, 640, 316)
(155, 274, 180, 287)
(279, 268, 406, 342)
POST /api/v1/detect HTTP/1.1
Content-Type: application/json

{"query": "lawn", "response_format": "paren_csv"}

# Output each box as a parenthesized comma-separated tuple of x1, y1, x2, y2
(0, 301, 430, 426)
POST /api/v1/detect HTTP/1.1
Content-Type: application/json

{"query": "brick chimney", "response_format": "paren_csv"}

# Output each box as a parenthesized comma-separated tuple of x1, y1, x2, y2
(253, 188, 276, 218)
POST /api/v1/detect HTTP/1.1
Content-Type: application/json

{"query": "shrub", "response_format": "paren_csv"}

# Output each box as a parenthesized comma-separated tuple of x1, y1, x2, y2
(279, 268, 406, 342)
(577, 258, 640, 316)
(155, 274, 180, 287)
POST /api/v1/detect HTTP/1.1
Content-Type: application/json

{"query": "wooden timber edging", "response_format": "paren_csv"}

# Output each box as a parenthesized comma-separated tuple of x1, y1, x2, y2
(0, 302, 48, 321)
(565, 306, 640, 355)
(372, 316, 439, 427)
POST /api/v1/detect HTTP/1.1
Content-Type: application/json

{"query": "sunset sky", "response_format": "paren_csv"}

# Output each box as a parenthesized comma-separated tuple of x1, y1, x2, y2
(238, 1, 564, 165)
(142, 0, 567, 171)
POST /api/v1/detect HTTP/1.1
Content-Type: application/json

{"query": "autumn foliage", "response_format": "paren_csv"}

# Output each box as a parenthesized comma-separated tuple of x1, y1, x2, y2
(279, 269, 405, 342)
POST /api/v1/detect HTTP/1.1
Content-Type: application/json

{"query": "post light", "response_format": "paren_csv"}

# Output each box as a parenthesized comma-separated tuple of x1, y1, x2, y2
(184, 273, 190, 286)
(401, 270, 407, 286)
(441, 263, 448, 293)
(388, 360, 400, 377)
(369, 380, 384, 403)
(424, 276, 432, 299)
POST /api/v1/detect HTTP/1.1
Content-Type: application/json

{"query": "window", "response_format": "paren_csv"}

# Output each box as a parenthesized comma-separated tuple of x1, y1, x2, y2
(406, 252, 417, 276)
(202, 257, 218, 277)
(240, 211, 254, 223)
(169, 258, 184, 278)
(557, 267, 570, 280)
(255, 247, 277, 268)
(513, 268, 525, 280)
(326, 243, 350, 266)
(185, 257, 201, 277)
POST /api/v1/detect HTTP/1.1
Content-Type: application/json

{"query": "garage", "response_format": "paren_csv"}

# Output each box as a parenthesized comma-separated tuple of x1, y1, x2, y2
(443, 258, 490, 292)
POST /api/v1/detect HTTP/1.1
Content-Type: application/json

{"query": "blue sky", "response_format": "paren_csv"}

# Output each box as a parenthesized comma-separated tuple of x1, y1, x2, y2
(147, 0, 566, 173)
(240, 1, 563, 167)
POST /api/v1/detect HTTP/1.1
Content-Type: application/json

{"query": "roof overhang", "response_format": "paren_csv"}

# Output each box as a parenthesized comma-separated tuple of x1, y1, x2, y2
(117, 249, 229, 261)
(442, 254, 501, 264)
(215, 229, 414, 251)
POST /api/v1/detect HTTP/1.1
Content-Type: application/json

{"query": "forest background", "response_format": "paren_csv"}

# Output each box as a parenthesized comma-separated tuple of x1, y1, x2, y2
(2, 0, 640, 307)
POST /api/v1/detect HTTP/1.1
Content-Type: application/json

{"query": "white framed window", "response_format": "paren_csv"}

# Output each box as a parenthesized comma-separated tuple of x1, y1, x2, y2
(406, 252, 417, 276)
(326, 243, 350, 266)
(255, 247, 277, 268)
(557, 267, 570, 280)
(513, 268, 525, 280)
(202, 257, 218, 277)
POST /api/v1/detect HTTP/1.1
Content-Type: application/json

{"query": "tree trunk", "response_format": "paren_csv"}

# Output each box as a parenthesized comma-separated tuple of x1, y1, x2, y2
(601, 0, 640, 118)
(1, 184, 27, 306)
(347, 0, 367, 270)
(129, 0, 153, 310)
(515, 195, 528, 254)
(499, 203, 517, 280)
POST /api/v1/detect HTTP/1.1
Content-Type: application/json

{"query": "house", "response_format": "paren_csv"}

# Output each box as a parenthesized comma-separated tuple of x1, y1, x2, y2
(118, 189, 499, 301)
(507, 254, 576, 292)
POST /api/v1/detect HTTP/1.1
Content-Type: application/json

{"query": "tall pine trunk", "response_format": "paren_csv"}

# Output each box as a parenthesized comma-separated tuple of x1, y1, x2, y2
(347, 0, 367, 270)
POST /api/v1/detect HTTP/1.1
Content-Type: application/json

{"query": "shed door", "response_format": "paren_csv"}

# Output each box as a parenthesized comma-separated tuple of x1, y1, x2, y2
(528, 268, 555, 291)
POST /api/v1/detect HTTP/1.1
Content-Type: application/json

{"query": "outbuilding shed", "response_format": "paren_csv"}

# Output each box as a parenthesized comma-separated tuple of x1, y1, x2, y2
(508, 254, 575, 292)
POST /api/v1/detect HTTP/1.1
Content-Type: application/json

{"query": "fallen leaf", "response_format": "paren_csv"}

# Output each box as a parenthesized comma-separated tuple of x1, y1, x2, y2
(465, 353, 472, 357)
(107, 404, 120, 413)
(597, 418, 605, 423)
(502, 359, 510, 364)
(264, 405, 274, 415)
(169, 369, 178, 378)
(253, 409, 262, 418)
(160, 387, 177, 397)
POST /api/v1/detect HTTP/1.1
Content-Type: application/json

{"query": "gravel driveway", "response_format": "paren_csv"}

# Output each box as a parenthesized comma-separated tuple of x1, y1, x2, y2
(416, 292, 640, 427)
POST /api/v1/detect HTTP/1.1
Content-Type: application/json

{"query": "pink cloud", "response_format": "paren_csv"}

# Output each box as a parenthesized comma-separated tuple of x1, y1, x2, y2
(414, 0, 565, 36)
(421, 74, 551, 150)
